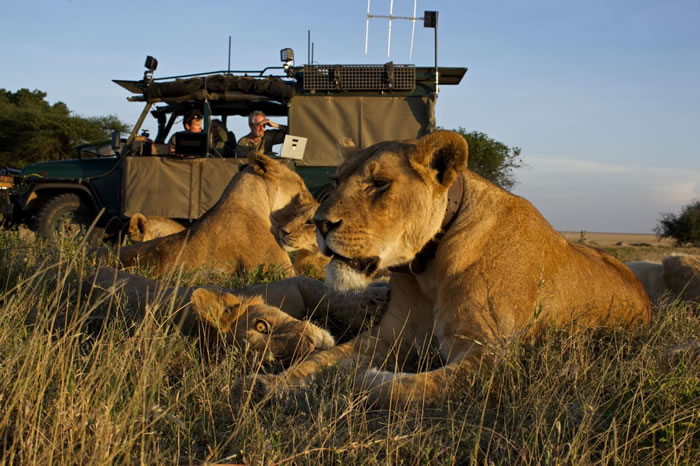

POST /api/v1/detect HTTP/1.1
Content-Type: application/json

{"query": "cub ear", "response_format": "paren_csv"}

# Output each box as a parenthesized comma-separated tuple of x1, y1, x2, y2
(410, 130, 468, 188)
(246, 151, 275, 176)
(337, 137, 357, 160)
(128, 213, 147, 242)
(190, 289, 263, 332)
(295, 190, 316, 207)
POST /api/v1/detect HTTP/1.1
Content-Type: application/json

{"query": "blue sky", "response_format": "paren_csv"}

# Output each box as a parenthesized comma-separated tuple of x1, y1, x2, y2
(1, 0, 698, 233)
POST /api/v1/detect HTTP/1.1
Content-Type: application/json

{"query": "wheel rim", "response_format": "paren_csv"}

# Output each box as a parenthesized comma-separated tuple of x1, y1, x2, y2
(53, 208, 90, 239)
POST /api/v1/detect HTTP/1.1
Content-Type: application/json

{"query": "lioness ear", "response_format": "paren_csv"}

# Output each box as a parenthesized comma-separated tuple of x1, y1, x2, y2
(337, 137, 357, 160)
(128, 213, 147, 241)
(190, 289, 261, 332)
(247, 151, 274, 176)
(410, 131, 468, 188)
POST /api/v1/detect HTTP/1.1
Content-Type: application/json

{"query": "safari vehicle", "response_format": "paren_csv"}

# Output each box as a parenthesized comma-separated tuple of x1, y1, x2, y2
(4, 50, 466, 240)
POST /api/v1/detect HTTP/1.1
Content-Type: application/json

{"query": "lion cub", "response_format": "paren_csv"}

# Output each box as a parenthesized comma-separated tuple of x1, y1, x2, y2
(128, 213, 185, 243)
(271, 192, 329, 279)
(85, 267, 335, 366)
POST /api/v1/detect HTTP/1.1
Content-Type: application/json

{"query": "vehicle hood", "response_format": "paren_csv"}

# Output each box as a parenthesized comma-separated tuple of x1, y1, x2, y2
(21, 157, 120, 180)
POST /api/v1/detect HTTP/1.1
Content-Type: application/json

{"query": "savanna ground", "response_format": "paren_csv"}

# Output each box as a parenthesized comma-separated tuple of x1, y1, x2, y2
(0, 229, 697, 465)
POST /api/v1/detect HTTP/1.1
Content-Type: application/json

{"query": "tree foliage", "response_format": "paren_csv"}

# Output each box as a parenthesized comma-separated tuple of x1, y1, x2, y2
(655, 199, 700, 246)
(0, 89, 130, 168)
(449, 127, 522, 190)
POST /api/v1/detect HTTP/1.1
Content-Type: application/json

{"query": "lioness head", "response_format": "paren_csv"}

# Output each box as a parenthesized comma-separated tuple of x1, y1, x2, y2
(314, 131, 468, 292)
(246, 151, 311, 212)
(190, 288, 335, 365)
(270, 191, 320, 253)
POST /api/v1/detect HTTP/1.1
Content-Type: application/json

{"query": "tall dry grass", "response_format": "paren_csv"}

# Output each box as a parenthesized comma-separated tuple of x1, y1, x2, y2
(0, 230, 697, 464)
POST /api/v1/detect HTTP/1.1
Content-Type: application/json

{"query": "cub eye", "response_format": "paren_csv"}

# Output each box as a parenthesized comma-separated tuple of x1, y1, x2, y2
(255, 320, 269, 334)
(373, 179, 392, 193)
(305, 219, 315, 226)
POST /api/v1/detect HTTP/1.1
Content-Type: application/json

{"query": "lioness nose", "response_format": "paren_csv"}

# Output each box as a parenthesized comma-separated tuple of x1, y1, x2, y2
(314, 218, 342, 236)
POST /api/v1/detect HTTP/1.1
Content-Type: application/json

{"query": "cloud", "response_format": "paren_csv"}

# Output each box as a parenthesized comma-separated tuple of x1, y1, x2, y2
(512, 156, 700, 233)
(653, 181, 699, 206)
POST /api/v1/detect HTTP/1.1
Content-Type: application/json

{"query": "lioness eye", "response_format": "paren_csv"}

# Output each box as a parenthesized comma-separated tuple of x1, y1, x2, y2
(373, 179, 391, 193)
(255, 320, 269, 334)
(305, 219, 314, 225)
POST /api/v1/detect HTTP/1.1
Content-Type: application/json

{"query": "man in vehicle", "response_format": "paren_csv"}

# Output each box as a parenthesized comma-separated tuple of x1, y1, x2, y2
(168, 110, 204, 155)
(237, 110, 287, 157)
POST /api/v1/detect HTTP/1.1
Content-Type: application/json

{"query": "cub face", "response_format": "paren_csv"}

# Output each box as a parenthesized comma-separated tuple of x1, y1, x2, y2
(190, 288, 335, 365)
(313, 132, 468, 292)
(270, 191, 319, 253)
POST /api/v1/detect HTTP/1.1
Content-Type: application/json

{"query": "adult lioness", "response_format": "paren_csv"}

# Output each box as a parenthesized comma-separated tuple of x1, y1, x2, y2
(113, 152, 305, 276)
(271, 191, 329, 278)
(247, 131, 651, 407)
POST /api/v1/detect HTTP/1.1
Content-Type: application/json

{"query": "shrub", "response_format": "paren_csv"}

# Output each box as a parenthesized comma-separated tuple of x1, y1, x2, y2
(450, 128, 522, 191)
(655, 199, 700, 246)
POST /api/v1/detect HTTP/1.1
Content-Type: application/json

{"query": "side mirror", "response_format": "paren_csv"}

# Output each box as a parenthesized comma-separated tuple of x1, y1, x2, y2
(111, 130, 122, 151)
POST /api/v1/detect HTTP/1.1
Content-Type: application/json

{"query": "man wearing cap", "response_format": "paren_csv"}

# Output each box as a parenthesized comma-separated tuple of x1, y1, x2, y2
(168, 109, 204, 155)
(237, 110, 288, 158)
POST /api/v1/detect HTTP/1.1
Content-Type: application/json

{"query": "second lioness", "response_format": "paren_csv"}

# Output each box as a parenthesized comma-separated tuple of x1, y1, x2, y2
(113, 152, 304, 276)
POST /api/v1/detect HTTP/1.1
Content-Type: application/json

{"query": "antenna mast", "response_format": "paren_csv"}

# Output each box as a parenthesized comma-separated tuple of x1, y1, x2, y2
(227, 35, 231, 74)
(365, 0, 421, 59)
(365, 1, 440, 92)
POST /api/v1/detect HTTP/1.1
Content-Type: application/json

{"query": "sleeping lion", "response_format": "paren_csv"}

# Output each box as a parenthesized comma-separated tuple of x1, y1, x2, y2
(244, 130, 652, 407)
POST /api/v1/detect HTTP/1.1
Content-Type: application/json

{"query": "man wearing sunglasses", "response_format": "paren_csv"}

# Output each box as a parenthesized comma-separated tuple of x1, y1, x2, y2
(237, 110, 288, 158)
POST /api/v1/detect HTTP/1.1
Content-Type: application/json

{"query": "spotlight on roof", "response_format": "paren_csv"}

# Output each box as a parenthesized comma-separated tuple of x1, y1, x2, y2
(280, 48, 294, 74)
(144, 55, 158, 72)
(143, 55, 158, 83)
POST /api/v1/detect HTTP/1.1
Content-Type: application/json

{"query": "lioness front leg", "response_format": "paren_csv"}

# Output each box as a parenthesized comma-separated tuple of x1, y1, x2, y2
(240, 276, 428, 401)
(353, 347, 484, 408)
(243, 276, 389, 332)
(239, 332, 372, 399)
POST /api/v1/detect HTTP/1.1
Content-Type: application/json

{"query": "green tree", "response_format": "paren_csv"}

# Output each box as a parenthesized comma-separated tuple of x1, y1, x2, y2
(655, 199, 700, 246)
(0, 88, 130, 168)
(449, 127, 522, 190)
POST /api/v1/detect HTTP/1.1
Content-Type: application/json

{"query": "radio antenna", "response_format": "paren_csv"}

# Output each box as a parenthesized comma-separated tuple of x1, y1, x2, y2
(365, 0, 421, 59)
(365, 2, 440, 93)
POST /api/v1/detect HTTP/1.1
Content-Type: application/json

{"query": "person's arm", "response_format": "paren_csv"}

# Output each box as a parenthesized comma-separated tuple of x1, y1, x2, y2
(264, 119, 288, 133)
(265, 122, 289, 147)
(167, 134, 177, 154)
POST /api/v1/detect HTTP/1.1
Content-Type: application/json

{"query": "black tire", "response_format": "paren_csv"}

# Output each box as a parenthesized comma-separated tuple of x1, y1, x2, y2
(36, 193, 103, 242)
